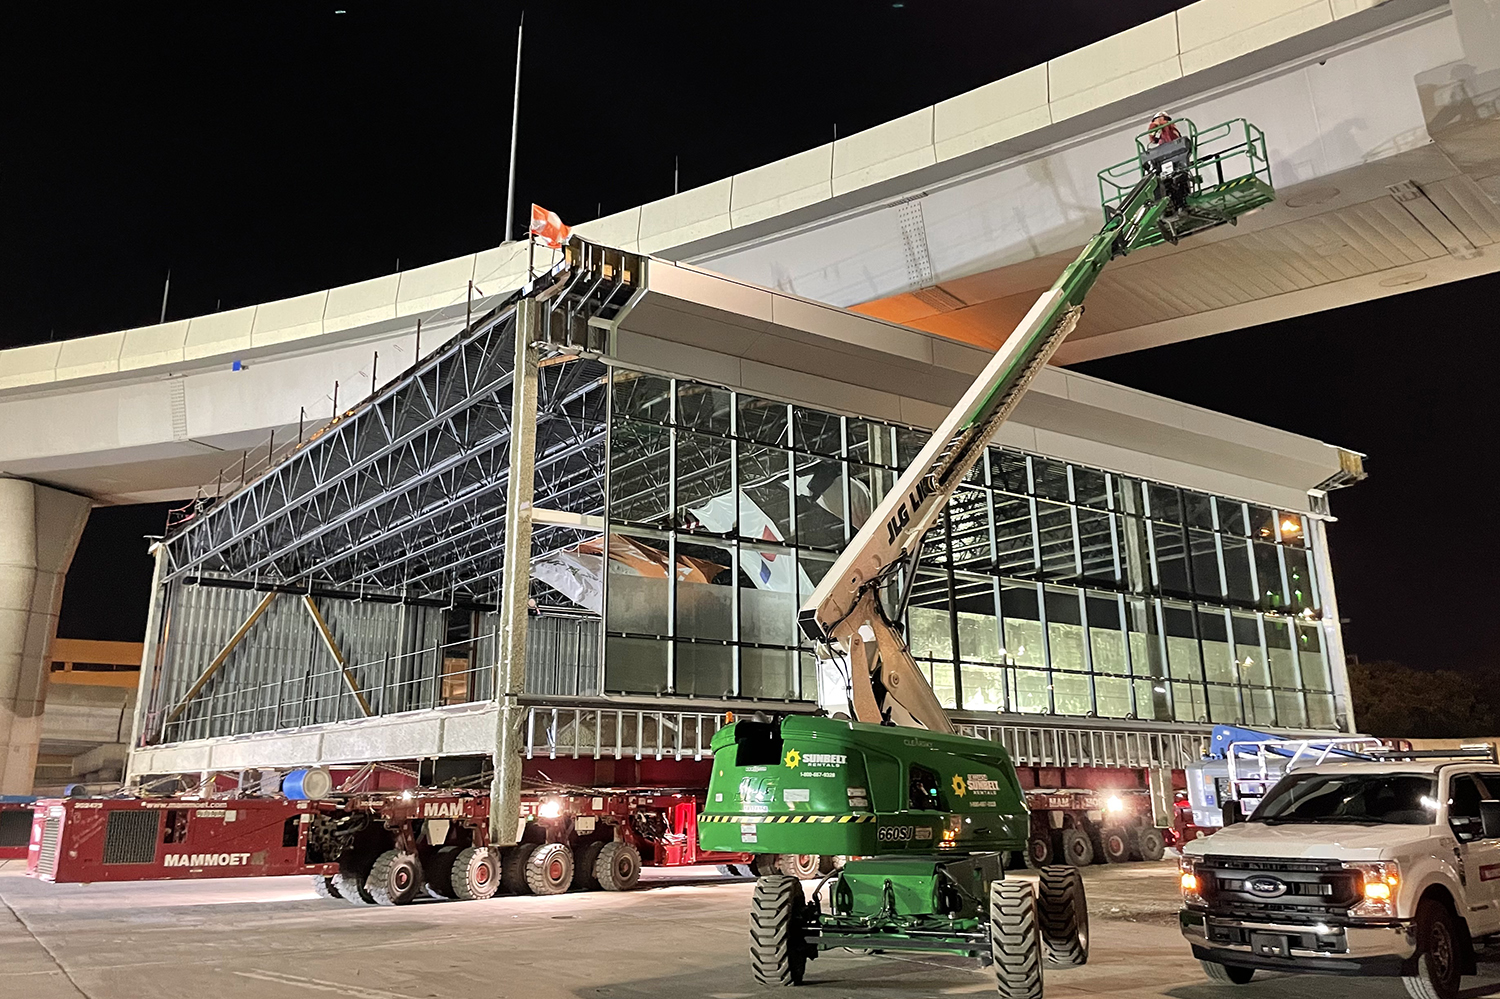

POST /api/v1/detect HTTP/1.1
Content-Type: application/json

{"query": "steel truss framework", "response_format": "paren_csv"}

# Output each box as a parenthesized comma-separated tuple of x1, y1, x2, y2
(160, 242, 643, 604)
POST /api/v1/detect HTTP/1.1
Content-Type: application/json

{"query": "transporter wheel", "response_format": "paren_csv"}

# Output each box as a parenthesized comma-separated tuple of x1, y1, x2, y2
(311, 875, 342, 900)
(1404, 898, 1463, 999)
(1058, 827, 1094, 867)
(750, 875, 810, 987)
(1100, 827, 1132, 864)
(424, 845, 460, 899)
(776, 854, 821, 879)
(1027, 834, 1057, 868)
(594, 841, 641, 892)
(575, 842, 605, 891)
(1201, 960, 1255, 985)
(1037, 865, 1089, 967)
(500, 843, 539, 895)
(818, 855, 842, 875)
(989, 878, 1043, 999)
(1135, 827, 1166, 863)
(525, 842, 574, 896)
(450, 846, 498, 901)
(365, 850, 422, 906)
(334, 866, 376, 905)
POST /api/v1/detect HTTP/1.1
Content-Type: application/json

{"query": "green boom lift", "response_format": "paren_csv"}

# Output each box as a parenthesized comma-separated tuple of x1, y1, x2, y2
(699, 118, 1273, 997)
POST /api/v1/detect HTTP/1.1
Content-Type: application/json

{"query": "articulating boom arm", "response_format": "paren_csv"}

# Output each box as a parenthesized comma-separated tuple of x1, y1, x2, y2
(797, 173, 1175, 732)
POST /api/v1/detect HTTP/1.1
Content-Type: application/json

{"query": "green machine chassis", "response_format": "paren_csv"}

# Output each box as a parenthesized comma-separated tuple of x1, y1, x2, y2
(702, 120, 1274, 997)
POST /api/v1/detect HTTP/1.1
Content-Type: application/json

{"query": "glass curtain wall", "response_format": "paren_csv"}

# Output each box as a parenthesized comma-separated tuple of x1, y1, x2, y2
(598, 368, 1336, 729)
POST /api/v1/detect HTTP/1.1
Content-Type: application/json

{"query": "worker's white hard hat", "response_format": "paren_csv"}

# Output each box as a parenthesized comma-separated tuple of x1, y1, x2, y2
(1151, 110, 1173, 120)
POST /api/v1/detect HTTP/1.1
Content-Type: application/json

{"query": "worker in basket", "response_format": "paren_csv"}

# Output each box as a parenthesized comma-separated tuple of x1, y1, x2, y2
(1147, 111, 1181, 146)
(1141, 111, 1192, 210)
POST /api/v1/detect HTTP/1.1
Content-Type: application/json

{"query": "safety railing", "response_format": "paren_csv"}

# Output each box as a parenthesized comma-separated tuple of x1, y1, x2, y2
(957, 721, 1210, 771)
(1097, 117, 1271, 217)
(523, 704, 727, 761)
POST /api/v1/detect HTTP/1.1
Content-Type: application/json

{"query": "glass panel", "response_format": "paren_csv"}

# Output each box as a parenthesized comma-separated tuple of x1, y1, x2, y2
(605, 529, 670, 636)
(1035, 500, 1077, 579)
(1162, 603, 1200, 682)
(742, 647, 797, 699)
(1245, 687, 1276, 727)
(1073, 467, 1109, 509)
(1265, 619, 1300, 688)
(1183, 491, 1215, 530)
(1277, 512, 1308, 548)
(739, 543, 796, 646)
(1207, 684, 1243, 724)
(1031, 458, 1070, 502)
(1152, 522, 1191, 598)
(955, 577, 1003, 663)
(737, 394, 789, 445)
(1254, 542, 1286, 611)
(1217, 498, 1247, 536)
(793, 407, 843, 456)
(1198, 609, 1235, 684)
(1076, 508, 1117, 584)
(1274, 689, 1307, 728)
(848, 420, 895, 467)
(896, 427, 930, 469)
(960, 662, 1006, 712)
(1095, 676, 1131, 718)
(1232, 613, 1270, 686)
(1118, 515, 1152, 595)
(1296, 623, 1331, 691)
(800, 653, 817, 701)
(849, 464, 894, 533)
(676, 380, 730, 435)
(1172, 681, 1207, 723)
(794, 453, 846, 550)
(1189, 529, 1223, 600)
(739, 444, 794, 544)
(922, 660, 958, 709)
(1148, 484, 1182, 523)
(1135, 678, 1165, 720)
(1221, 536, 1256, 607)
(907, 571, 954, 663)
(674, 539, 733, 641)
(675, 642, 733, 698)
(605, 636, 667, 694)
(1087, 593, 1129, 675)
(1045, 587, 1087, 673)
(609, 420, 671, 525)
(1011, 670, 1050, 713)
(1284, 547, 1318, 614)
(1053, 672, 1092, 717)
(1000, 583, 1045, 668)
(1306, 692, 1337, 729)
(797, 552, 838, 642)
(675, 431, 732, 533)
(989, 449, 1030, 493)
(613, 370, 671, 423)
(948, 488, 992, 571)
(993, 492, 1035, 575)
(1248, 505, 1277, 543)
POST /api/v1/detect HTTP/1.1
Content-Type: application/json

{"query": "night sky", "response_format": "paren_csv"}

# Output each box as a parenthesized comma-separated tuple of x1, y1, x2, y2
(7, 4, 1492, 673)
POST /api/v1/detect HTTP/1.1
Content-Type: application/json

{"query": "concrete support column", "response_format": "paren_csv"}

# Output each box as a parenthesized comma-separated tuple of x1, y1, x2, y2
(0, 478, 92, 794)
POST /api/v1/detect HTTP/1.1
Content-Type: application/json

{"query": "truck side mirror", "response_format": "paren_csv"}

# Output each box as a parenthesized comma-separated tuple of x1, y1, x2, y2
(1221, 799, 1245, 827)
(1480, 800, 1500, 839)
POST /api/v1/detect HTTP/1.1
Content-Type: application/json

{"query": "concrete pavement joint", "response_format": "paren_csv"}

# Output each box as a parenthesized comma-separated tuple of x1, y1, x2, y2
(0, 886, 92, 999)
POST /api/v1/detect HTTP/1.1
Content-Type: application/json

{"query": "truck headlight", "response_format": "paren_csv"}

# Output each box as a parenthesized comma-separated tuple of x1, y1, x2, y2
(1345, 861, 1400, 918)
(1180, 855, 1205, 906)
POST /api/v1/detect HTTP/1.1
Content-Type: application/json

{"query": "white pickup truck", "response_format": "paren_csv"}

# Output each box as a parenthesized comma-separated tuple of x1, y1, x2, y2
(1180, 758, 1500, 999)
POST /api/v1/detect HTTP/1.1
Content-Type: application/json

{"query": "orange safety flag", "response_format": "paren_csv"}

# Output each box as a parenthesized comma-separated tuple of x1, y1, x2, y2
(529, 204, 571, 248)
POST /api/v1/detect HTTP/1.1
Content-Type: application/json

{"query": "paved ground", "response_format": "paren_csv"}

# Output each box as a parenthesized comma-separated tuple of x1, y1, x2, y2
(4, 858, 1500, 999)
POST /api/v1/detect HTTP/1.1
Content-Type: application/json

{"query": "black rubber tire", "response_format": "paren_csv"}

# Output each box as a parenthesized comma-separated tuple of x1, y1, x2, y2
(989, 878, 1043, 999)
(1135, 827, 1166, 863)
(1404, 899, 1463, 999)
(1201, 960, 1255, 984)
(776, 854, 821, 879)
(1059, 827, 1095, 867)
(365, 850, 422, 906)
(575, 842, 605, 890)
(525, 842, 574, 896)
(500, 842, 538, 895)
(752, 853, 781, 878)
(818, 855, 841, 875)
(424, 845, 460, 900)
(594, 841, 641, 892)
(334, 867, 375, 904)
(750, 875, 809, 987)
(1037, 865, 1089, 966)
(1100, 827, 1132, 864)
(1027, 834, 1057, 868)
(451, 846, 499, 901)
(311, 875, 342, 899)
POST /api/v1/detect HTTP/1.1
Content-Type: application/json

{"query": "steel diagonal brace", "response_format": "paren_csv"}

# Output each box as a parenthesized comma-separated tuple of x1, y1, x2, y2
(301, 595, 375, 717)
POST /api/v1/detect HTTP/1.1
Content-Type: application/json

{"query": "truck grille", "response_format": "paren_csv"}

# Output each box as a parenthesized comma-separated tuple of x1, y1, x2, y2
(102, 810, 159, 865)
(1199, 855, 1360, 920)
(35, 815, 61, 880)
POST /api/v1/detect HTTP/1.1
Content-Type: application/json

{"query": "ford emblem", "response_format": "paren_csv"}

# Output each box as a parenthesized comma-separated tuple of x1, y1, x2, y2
(1246, 875, 1288, 898)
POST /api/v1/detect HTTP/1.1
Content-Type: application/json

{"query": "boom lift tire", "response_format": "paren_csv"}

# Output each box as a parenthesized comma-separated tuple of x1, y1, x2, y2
(594, 841, 641, 892)
(500, 842, 538, 895)
(450, 846, 499, 901)
(1135, 827, 1166, 863)
(525, 842, 574, 896)
(750, 875, 810, 987)
(989, 878, 1044, 999)
(1059, 827, 1094, 867)
(311, 875, 342, 899)
(424, 845, 460, 899)
(574, 842, 605, 891)
(1100, 828, 1132, 864)
(365, 850, 422, 906)
(1201, 960, 1255, 984)
(1037, 866, 1089, 966)
(776, 854, 821, 879)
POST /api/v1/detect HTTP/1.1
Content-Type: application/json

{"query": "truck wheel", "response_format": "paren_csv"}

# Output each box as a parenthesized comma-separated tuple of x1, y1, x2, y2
(575, 842, 604, 891)
(594, 841, 641, 892)
(311, 875, 342, 900)
(1404, 899, 1463, 999)
(1037, 866, 1089, 966)
(776, 854, 820, 878)
(365, 850, 422, 906)
(451, 846, 499, 901)
(1135, 827, 1166, 863)
(424, 845, 459, 899)
(1100, 828, 1132, 864)
(989, 878, 1043, 999)
(1059, 827, 1094, 867)
(1201, 960, 1255, 984)
(500, 843, 538, 895)
(750, 874, 809, 987)
(1028, 834, 1057, 868)
(525, 842, 574, 896)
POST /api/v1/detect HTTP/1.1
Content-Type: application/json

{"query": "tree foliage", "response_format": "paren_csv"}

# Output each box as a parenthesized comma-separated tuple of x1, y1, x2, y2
(1347, 660, 1495, 739)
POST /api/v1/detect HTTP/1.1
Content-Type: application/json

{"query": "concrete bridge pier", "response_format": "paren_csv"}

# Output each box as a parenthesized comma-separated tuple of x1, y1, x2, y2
(0, 478, 91, 794)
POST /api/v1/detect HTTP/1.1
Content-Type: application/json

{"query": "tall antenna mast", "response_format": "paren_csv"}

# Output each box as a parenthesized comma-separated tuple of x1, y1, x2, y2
(503, 12, 524, 242)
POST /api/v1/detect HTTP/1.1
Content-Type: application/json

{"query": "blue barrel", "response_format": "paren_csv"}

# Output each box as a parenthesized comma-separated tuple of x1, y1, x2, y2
(282, 767, 333, 800)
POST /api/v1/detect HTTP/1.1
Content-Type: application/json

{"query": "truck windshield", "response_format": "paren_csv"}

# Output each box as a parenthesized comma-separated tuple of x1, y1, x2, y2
(1251, 772, 1436, 825)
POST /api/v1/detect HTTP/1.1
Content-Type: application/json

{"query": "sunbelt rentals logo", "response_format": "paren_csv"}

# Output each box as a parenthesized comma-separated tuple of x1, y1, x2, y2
(785, 748, 846, 769)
